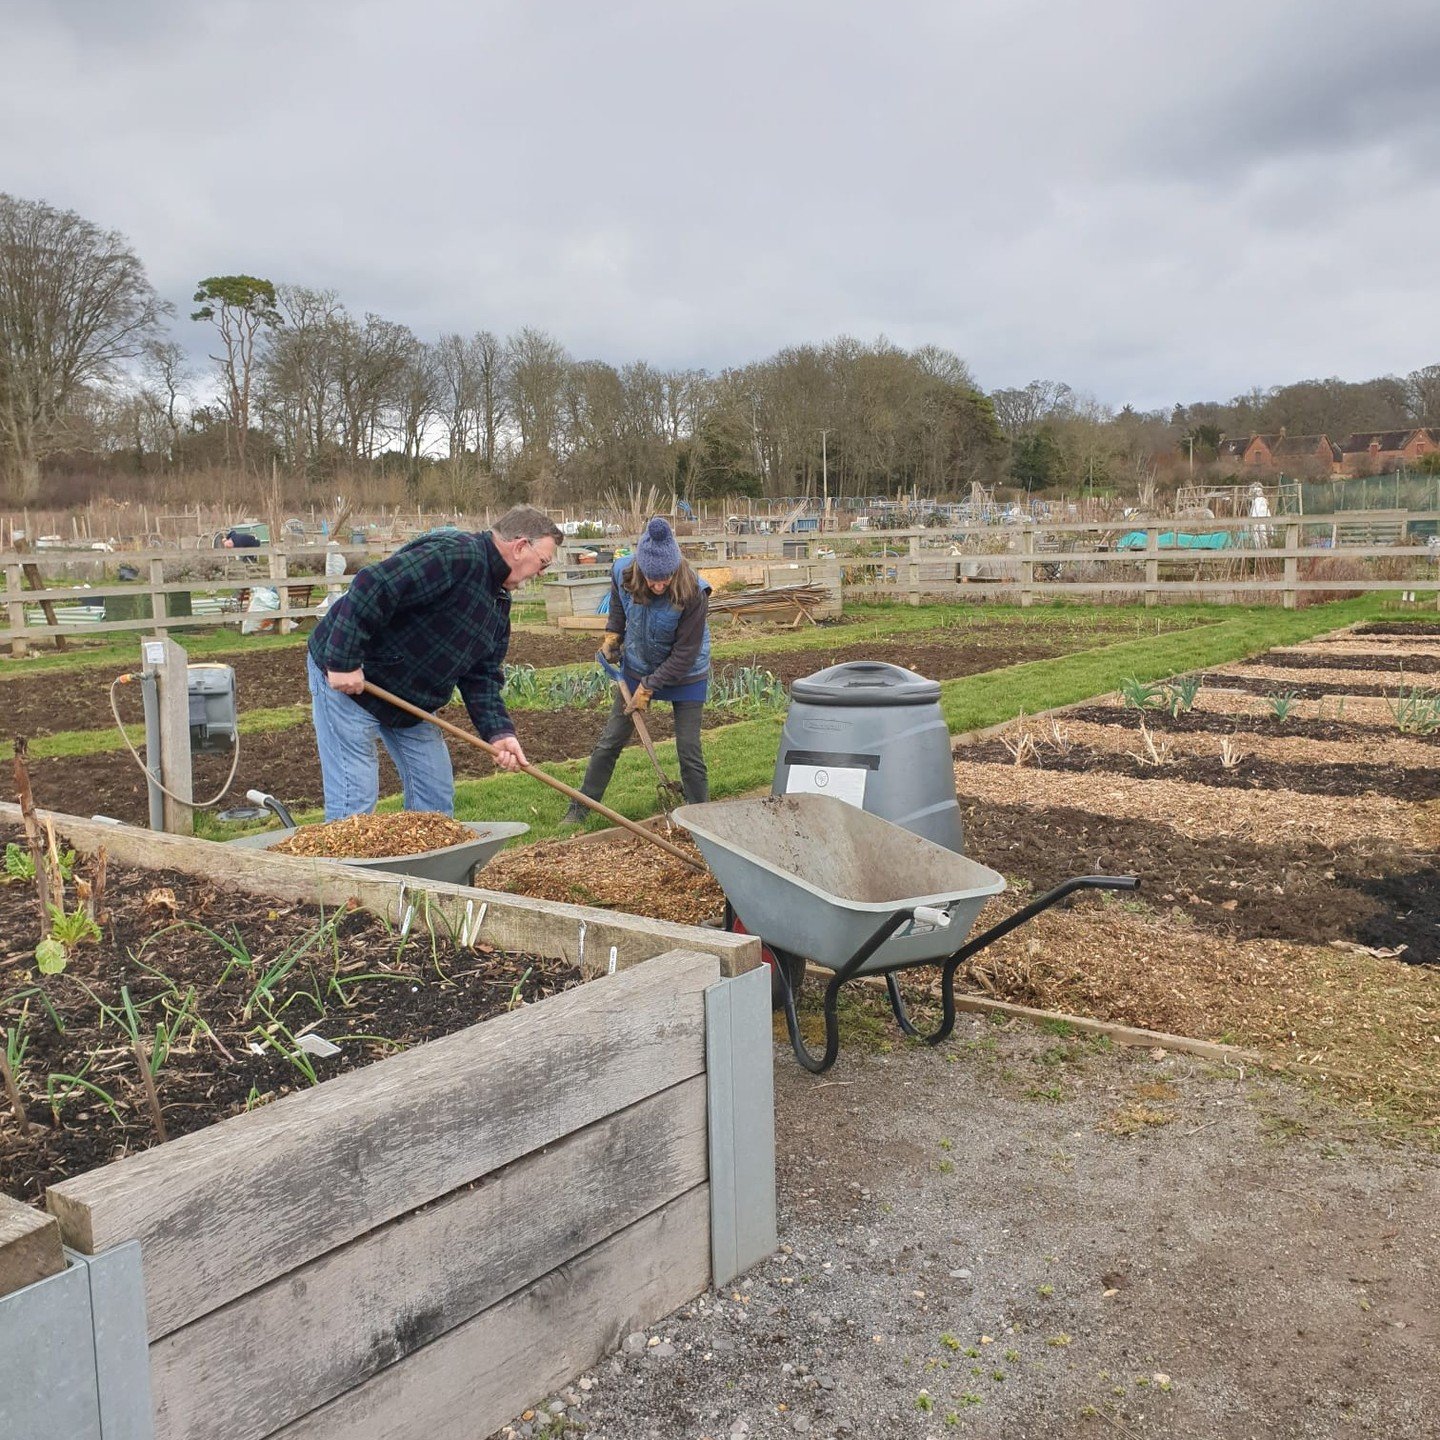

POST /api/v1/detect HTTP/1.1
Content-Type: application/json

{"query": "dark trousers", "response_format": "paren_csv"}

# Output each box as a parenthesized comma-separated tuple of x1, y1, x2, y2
(578, 693, 708, 804)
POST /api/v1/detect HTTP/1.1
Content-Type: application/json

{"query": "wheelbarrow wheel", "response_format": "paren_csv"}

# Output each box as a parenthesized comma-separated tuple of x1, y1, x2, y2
(723, 903, 799, 1009)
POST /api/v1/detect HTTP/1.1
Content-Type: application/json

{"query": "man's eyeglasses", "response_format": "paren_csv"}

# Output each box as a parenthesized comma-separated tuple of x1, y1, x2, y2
(522, 538, 553, 574)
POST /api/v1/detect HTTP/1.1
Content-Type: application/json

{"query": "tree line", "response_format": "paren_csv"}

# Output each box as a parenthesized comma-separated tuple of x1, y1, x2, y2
(3, 193, 1438, 509)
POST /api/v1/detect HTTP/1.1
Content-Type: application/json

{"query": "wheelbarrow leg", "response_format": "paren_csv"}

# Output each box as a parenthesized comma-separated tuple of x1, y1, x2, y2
(887, 875, 1141, 1050)
(772, 912, 915, 1075)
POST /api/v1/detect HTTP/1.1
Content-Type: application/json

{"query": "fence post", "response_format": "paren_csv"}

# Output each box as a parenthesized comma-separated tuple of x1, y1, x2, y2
(1283, 522, 1299, 609)
(270, 546, 292, 631)
(5, 562, 29, 658)
(907, 535, 921, 607)
(1018, 524, 1034, 607)
(1144, 526, 1159, 607)
(148, 557, 167, 631)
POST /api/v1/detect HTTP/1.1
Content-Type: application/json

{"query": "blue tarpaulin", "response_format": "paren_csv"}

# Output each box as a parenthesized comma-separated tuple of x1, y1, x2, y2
(1115, 530, 1234, 551)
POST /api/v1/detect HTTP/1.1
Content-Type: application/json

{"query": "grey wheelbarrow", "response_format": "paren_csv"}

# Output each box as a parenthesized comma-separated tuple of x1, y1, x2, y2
(674, 794, 1139, 1073)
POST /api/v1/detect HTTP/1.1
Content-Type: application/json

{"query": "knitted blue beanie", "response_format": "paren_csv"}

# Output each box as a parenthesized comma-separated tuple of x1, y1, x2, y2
(635, 516, 682, 579)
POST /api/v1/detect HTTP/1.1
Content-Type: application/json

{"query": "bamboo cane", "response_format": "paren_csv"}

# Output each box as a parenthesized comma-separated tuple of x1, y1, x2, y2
(360, 682, 706, 873)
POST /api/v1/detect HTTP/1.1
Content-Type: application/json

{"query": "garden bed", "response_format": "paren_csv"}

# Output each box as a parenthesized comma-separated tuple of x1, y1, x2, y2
(0, 804, 769, 1440)
(478, 626, 1440, 1123)
(0, 829, 580, 1201)
(8, 634, 1128, 827)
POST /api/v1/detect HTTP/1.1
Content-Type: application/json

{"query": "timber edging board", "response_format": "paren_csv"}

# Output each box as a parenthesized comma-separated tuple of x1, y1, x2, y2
(0, 1193, 65, 1299)
(0, 804, 759, 980)
(148, 1078, 711, 1440)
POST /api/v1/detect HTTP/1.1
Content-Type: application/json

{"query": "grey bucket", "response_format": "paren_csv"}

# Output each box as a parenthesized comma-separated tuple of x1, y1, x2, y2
(772, 660, 963, 852)
(227, 820, 529, 886)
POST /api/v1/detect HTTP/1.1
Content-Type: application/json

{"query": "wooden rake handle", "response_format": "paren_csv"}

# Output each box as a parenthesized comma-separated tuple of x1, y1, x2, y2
(360, 681, 706, 873)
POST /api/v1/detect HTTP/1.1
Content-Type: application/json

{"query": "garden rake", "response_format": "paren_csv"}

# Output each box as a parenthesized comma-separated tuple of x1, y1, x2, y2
(360, 682, 705, 872)
(596, 649, 686, 817)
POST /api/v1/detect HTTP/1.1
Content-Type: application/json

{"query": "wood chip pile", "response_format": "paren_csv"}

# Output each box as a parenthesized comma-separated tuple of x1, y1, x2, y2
(270, 811, 475, 859)
(483, 832, 724, 927)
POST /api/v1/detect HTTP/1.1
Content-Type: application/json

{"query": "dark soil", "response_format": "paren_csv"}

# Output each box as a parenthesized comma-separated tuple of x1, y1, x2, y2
(964, 737, 1440, 802)
(0, 830, 580, 1204)
(1234, 650, 1440, 674)
(0, 635, 1072, 742)
(13, 704, 746, 828)
(1197, 674, 1411, 700)
(959, 799, 1440, 959)
(9, 638, 1076, 827)
(1062, 705, 1436, 745)
(1353, 621, 1440, 635)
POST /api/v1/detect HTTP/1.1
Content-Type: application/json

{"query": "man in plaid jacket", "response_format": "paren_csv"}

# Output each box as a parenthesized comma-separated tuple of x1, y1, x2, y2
(307, 505, 561, 820)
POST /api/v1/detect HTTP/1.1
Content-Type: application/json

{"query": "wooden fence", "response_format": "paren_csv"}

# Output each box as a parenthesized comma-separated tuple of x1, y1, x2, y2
(7, 512, 1440, 655)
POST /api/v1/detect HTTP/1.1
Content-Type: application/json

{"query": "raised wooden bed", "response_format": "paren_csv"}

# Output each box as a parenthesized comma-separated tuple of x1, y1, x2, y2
(0, 804, 772, 1440)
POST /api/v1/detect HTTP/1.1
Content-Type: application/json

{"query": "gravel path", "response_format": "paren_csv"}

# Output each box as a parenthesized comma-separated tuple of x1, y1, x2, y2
(496, 1017, 1439, 1440)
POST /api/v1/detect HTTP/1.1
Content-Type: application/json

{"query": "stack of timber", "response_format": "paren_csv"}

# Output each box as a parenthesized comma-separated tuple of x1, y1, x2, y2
(708, 582, 827, 627)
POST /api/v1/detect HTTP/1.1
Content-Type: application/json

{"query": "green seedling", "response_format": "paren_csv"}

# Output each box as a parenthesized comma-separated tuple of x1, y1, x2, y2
(1389, 685, 1440, 735)
(1266, 690, 1299, 721)
(46, 1057, 122, 1124)
(250, 1020, 320, 1086)
(1119, 677, 1164, 710)
(4, 841, 76, 884)
(507, 965, 535, 1010)
(1164, 675, 1200, 715)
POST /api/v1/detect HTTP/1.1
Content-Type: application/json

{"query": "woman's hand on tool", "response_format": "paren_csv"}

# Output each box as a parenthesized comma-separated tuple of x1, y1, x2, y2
(600, 632, 623, 662)
(327, 666, 365, 695)
(490, 734, 528, 771)
(624, 684, 652, 714)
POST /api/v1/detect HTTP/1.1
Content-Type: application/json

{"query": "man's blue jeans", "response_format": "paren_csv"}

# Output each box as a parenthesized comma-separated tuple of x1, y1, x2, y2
(307, 653, 455, 820)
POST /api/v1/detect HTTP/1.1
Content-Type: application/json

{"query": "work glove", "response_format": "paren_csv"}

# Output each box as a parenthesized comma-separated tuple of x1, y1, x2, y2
(624, 684, 653, 715)
(600, 632, 623, 663)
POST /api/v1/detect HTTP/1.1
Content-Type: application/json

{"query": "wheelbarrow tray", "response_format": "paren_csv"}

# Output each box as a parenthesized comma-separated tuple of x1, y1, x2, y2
(227, 820, 529, 887)
(674, 795, 1005, 974)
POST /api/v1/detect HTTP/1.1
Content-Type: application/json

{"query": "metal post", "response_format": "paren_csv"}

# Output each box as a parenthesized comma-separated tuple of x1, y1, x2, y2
(819, 429, 830, 532)
(139, 673, 165, 832)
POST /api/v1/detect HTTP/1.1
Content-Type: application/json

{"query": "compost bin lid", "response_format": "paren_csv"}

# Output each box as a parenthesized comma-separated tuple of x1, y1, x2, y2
(789, 660, 941, 707)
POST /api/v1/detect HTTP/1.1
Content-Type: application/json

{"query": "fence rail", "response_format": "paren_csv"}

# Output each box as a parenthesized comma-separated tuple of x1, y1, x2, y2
(7, 514, 1440, 653)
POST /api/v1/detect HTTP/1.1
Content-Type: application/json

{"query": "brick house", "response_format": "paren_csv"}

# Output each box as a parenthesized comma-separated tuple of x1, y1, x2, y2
(1271, 433, 1343, 476)
(1217, 434, 1278, 467)
(1217, 431, 1339, 475)
(1337, 429, 1440, 477)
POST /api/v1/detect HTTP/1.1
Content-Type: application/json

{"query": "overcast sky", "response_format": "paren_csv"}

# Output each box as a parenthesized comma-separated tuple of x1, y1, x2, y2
(4, 0, 1439, 412)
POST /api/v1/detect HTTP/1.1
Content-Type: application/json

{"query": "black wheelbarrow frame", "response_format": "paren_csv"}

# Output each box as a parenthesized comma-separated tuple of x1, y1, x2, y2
(752, 874, 1139, 1073)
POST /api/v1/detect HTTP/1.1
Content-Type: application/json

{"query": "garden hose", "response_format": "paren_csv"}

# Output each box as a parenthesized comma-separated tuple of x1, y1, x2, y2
(109, 674, 242, 809)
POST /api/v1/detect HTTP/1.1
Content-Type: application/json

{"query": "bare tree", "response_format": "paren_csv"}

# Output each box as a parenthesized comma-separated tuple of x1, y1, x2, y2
(1405, 364, 1440, 426)
(141, 339, 189, 468)
(263, 285, 345, 479)
(504, 327, 569, 458)
(989, 379, 1075, 438)
(0, 194, 169, 498)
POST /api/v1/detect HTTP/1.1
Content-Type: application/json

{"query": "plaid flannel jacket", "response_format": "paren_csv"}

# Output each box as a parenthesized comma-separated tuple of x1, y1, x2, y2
(308, 530, 515, 739)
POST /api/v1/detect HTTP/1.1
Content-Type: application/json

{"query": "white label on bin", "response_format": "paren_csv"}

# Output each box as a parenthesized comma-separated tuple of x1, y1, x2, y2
(784, 764, 867, 808)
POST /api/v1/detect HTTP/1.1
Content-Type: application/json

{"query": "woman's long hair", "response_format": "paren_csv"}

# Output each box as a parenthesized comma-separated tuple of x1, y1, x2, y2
(623, 555, 700, 607)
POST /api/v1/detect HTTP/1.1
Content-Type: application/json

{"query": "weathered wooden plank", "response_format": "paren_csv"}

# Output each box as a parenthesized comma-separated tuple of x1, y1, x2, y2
(0, 805, 760, 978)
(47, 948, 720, 1341)
(150, 1077, 708, 1440)
(0, 1194, 65, 1299)
(272, 1184, 712, 1440)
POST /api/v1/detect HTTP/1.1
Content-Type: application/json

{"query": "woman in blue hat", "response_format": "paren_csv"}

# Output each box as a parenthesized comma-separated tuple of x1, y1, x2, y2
(563, 516, 711, 822)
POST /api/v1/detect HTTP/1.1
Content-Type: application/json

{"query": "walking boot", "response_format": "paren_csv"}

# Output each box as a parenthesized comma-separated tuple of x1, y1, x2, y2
(559, 800, 588, 827)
